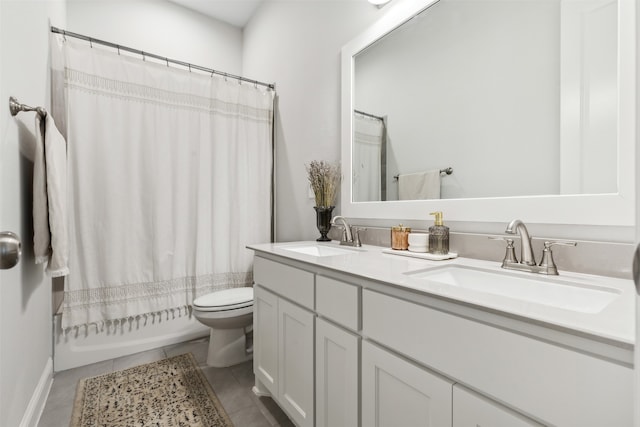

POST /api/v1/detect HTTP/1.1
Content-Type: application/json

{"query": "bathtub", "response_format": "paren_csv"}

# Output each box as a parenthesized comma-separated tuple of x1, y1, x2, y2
(53, 312, 209, 371)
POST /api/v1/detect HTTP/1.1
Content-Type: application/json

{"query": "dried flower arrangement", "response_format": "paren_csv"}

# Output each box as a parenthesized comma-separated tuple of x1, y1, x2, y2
(306, 160, 341, 207)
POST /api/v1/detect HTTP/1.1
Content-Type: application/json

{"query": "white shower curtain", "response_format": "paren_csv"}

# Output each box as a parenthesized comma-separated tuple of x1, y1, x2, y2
(353, 113, 384, 202)
(51, 35, 274, 330)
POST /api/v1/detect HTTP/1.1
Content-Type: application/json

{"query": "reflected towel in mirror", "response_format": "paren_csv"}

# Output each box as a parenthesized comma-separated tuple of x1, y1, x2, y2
(398, 170, 441, 200)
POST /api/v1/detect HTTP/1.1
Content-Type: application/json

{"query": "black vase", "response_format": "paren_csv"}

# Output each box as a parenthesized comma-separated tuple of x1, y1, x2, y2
(314, 206, 335, 242)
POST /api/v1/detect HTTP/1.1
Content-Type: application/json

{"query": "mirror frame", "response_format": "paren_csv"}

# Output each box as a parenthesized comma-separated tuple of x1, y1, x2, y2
(341, 0, 636, 227)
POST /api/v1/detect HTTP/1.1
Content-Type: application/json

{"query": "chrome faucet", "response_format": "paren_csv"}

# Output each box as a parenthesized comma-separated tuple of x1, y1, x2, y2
(330, 216, 364, 247)
(331, 216, 353, 242)
(505, 219, 536, 266)
(495, 219, 576, 275)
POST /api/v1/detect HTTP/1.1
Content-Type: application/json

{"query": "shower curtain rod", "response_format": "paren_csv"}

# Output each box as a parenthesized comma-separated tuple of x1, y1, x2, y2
(50, 26, 276, 90)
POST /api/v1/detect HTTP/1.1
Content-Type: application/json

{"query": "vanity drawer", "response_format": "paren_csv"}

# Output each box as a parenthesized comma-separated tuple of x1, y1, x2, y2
(362, 289, 633, 427)
(254, 256, 314, 309)
(316, 276, 359, 331)
(453, 384, 543, 427)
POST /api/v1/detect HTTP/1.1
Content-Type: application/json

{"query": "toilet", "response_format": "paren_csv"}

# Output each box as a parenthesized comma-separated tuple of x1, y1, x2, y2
(192, 287, 254, 367)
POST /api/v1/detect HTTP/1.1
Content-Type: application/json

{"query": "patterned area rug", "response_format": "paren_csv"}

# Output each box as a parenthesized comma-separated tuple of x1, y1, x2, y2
(71, 353, 233, 427)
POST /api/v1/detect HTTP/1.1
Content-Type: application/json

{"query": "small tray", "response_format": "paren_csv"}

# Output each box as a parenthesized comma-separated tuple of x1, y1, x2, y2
(382, 248, 458, 261)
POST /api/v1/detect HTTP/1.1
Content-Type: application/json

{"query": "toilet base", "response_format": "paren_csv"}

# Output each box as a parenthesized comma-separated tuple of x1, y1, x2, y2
(206, 327, 253, 368)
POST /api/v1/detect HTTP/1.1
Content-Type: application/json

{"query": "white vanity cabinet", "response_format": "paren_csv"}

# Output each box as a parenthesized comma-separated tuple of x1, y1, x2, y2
(278, 298, 314, 427)
(452, 385, 543, 427)
(362, 288, 633, 427)
(315, 275, 360, 427)
(250, 247, 634, 427)
(253, 257, 315, 427)
(254, 285, 279, 395)
(362, 340, 453, 427)
(315, 318, 359, 427)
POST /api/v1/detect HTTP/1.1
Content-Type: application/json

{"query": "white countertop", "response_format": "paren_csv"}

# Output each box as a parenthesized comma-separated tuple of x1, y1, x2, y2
(248, 241, 635, 348)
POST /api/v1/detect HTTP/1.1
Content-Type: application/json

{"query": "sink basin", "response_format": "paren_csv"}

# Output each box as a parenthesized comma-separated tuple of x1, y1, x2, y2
(280, 244, 359, 257)
(405, 265, 620, 314)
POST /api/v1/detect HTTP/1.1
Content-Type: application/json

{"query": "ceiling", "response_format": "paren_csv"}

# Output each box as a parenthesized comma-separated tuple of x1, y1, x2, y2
(168, 0, 264, 28)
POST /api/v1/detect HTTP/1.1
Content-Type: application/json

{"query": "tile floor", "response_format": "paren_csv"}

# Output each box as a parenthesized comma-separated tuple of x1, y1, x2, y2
(38, 337, 295, 427)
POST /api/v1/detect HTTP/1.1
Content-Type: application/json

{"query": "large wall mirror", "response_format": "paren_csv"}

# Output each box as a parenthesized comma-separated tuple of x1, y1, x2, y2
(341, 0, 635, 227)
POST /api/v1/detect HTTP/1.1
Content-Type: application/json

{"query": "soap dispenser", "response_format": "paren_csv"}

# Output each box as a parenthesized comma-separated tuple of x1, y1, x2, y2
(428, 211, 449, 255)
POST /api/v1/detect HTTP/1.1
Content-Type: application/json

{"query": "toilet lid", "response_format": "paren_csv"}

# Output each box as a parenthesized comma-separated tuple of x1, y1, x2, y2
(193, 287, 253, 311)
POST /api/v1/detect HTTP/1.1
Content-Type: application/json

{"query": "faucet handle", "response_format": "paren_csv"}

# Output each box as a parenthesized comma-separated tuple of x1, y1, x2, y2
(544, 240, 577, 248)
(539, 240, 577, 275)
(489, 236, 518, 265)
(353, 227, 366, 247)
(332, 224, 347, 241)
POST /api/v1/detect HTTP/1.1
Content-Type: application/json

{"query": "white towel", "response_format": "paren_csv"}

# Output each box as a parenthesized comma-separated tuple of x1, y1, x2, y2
(33, 116, 49, 264)
(33, 114, 69, 277)
(398, 170, 441, 200)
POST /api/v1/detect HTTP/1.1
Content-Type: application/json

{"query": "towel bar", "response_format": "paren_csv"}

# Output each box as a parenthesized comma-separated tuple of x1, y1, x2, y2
(9, 96, 47, 118)
(393, 167, 453, 181)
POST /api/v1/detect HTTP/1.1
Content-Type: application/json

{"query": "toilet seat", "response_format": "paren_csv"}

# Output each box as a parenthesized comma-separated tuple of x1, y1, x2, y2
(193, 287, 254, 312)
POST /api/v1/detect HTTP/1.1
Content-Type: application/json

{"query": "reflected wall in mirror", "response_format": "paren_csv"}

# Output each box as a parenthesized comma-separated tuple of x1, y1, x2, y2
(353, 110, 386, 202)
(353, 0, 618, 202)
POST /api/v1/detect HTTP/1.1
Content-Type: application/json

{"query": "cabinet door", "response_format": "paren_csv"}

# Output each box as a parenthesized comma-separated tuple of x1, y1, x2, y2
(316, 318, 359, 427)
(453, 385, 544, 427)
(362, 340, 453, 427)
(254, 286, 278, 396)
(278, 298, 315, 427)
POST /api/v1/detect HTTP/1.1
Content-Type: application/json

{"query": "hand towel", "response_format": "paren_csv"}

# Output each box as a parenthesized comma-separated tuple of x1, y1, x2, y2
(398, 170, 441, 200)
(33, 115, 50, 264)
(33, 114, 69, 277)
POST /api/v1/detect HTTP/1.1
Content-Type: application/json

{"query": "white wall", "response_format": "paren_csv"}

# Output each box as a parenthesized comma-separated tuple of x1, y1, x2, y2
(0, 2, 66, 425)
(243, 0, 382, 242)
(67, 0, 243, 75)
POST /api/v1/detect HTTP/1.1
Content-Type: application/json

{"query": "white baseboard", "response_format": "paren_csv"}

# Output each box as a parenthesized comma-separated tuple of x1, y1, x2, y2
(252, 378, 272, 397)
(20, 357, 53, 427)
(252, 385, 272, 397)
